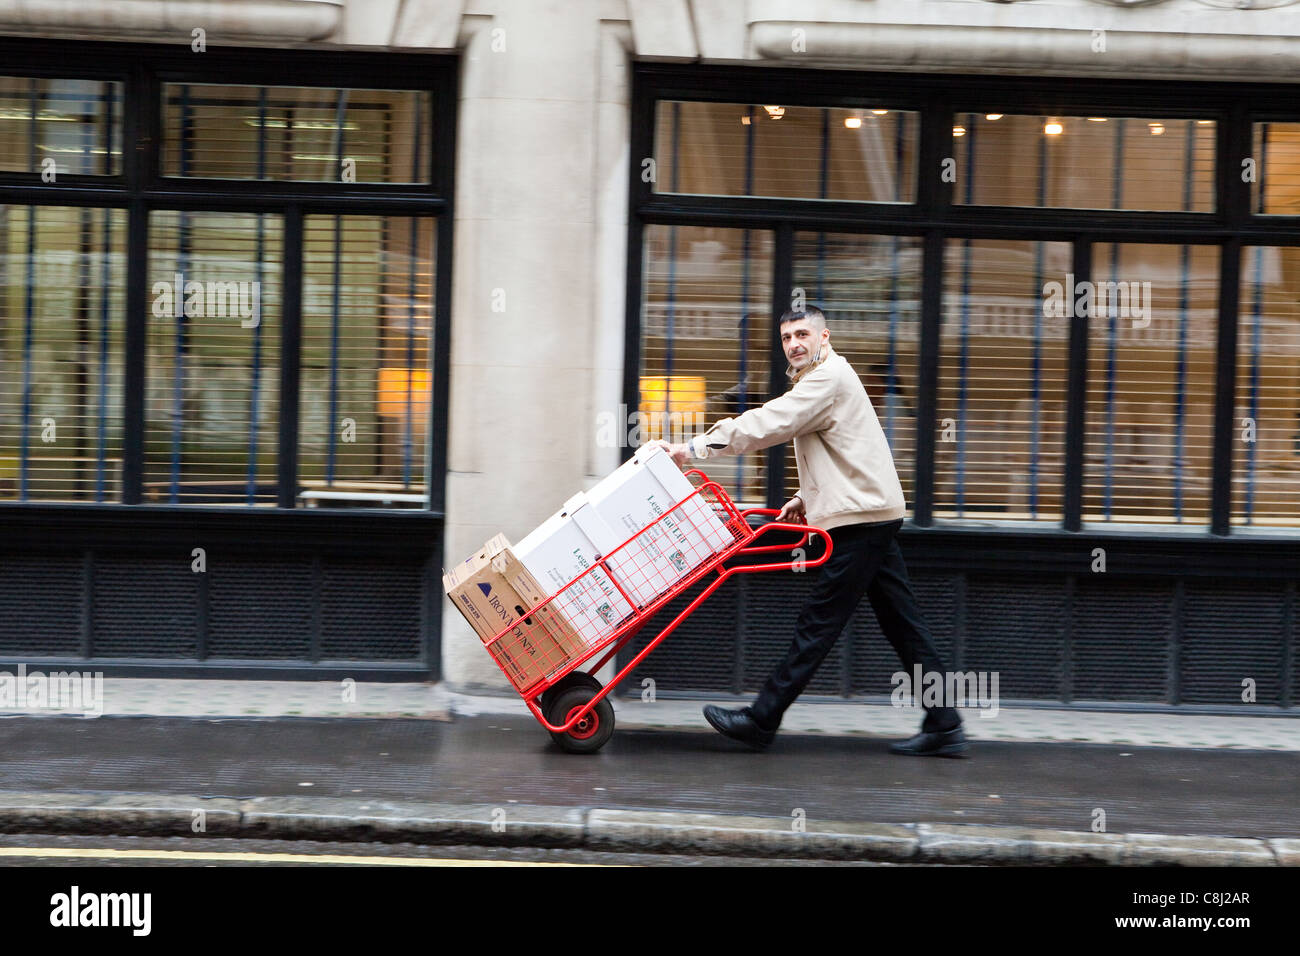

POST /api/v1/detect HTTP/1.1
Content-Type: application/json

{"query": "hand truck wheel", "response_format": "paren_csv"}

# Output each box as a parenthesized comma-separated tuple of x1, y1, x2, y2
(547, 683, 615, 754)
(540, 671, 602, 717)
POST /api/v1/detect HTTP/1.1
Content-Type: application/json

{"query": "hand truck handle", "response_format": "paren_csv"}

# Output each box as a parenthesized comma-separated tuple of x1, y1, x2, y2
(731, 509, 833, 571)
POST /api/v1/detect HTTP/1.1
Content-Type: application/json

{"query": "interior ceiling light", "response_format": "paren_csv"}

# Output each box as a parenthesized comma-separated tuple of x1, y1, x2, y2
(763, 105, 785, 119)
(985, 113, 1004, 121)
(1044, 120, 1064, 135)
(953, 125, 966, 137)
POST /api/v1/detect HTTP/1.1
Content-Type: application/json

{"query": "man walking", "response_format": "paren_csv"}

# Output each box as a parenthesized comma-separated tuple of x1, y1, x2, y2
(658, 306, 966, 757)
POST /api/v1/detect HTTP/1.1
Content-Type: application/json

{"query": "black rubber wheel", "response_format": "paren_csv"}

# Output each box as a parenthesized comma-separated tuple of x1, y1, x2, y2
(539, 671, 602, 716)
(547, 684, 615, 754)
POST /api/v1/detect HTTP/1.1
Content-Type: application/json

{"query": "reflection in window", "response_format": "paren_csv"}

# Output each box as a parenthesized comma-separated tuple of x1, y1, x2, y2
(1252, 122, 1300, 215)
(0, 206, 126, 501)
(641, 225, 773, 505)
(654, 101, 917, 203)
(162, 84, 431, 184)
(793, 232, 921, 509)
(939, 239, 1072, 521)
(146, 211, 283, 505)
(1235, 246, 1300, 526)
(299, 215, 435, 506)
(953, 113, 1215, 212)
(1084, 243, 1218, 524)
(0, 76, 122, 175)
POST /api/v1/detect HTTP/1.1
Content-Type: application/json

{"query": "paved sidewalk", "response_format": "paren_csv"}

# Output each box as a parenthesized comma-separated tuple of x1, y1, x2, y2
(5, 678, 1297, 751)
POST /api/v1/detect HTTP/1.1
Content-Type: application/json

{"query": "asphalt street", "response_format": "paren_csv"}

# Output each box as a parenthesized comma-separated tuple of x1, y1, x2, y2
(0, 714, 1295, 839)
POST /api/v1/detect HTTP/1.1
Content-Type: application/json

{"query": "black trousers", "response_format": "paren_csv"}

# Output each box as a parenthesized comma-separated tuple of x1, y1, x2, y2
(749, 518, 961, 734)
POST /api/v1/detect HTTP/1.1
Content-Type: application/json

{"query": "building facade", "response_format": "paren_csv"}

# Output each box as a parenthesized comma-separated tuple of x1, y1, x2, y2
(0, 0, 1297, 710)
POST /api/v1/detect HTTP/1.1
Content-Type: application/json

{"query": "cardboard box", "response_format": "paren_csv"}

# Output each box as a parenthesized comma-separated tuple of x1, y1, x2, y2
(584, 443, 736, 605)
(512, 493, 637, 645)
(443, 533, 587, 694)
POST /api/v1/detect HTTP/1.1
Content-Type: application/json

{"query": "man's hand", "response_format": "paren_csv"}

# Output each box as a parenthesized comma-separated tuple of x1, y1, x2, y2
(776, 495, 806, 525)
(650, 439, 691, 467)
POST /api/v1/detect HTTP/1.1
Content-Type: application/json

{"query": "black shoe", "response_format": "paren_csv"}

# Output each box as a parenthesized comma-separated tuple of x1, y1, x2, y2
(703, 705, 776, 750)
(889, 725, 968, 758)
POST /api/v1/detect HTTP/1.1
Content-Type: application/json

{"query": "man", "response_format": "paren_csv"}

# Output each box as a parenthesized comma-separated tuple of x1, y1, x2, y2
(658, 306, 966, 757)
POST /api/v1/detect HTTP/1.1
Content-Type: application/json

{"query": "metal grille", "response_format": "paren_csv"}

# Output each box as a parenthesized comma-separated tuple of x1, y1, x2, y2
(1183, 582, 1286, 705)
(93, 558, 200, 657)
(319, 559, 423, 660)
(741, 571, 839, 694)
(0, 553, 82, 654)
(851, 571, 959, 696)
(621, 577, 741, 693)
(963, 576, 1065, 699)
(208, 559, 314, 659)
(1071, 578, 1172, 702)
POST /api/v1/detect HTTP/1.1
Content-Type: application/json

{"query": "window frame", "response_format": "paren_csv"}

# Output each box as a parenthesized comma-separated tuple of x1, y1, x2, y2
(628, 63, 1300, 537)
(0, 40, 457, 514)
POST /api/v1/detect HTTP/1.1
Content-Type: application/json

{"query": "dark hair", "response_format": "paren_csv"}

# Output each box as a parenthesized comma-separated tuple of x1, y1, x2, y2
(779, 304, 827, 330)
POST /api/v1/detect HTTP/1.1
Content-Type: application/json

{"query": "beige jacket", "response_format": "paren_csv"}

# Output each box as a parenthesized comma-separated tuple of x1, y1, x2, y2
(687, 344, 906, 530)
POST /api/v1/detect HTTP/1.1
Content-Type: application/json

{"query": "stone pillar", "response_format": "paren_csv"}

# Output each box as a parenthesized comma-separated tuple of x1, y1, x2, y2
(442, 0, 628, 693)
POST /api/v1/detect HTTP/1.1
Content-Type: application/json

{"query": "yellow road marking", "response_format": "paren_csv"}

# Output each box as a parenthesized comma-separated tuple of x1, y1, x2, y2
(0, 847, 600, 866)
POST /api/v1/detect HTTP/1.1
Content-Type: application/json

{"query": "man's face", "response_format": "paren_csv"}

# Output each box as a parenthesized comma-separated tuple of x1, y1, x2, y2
(781, 318, 828, 370)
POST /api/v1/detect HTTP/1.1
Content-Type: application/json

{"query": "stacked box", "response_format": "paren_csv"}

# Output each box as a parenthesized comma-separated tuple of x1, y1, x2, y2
(442, 533, 587, 693)
(584, 443, 736, 606)
(511, 493, 637, 648)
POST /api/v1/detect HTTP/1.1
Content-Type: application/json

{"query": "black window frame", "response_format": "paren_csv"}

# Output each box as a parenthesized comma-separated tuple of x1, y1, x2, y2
(627, 63, 1300, 537)
(0, 39, 457, 515)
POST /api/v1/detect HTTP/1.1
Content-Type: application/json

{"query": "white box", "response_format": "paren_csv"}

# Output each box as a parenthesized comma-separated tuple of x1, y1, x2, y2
(584, 443, 736, 606)
(512, 493, 636, 648)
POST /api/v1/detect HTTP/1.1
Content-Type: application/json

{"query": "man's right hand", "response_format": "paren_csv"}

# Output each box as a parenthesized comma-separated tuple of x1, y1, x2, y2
(776, 495, 806, 525)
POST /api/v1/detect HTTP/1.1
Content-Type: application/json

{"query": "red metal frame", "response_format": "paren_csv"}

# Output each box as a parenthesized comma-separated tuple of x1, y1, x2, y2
(481, 468, 833, 739)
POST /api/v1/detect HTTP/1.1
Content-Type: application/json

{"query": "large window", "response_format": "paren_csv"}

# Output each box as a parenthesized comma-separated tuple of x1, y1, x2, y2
(631, 68, 1300, 533)
(0, 205, 126, 500)
(0, 76, 121, 176)
(641, 224, 772, 504)
(300, 215, 435, 499)
(939, 239, 1071, 521)
(0, 52, 452, 510)
(792, 231, 921, 506)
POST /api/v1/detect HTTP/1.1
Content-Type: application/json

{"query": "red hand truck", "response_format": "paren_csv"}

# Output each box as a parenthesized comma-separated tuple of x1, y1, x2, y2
(481, 469, 833, 753)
